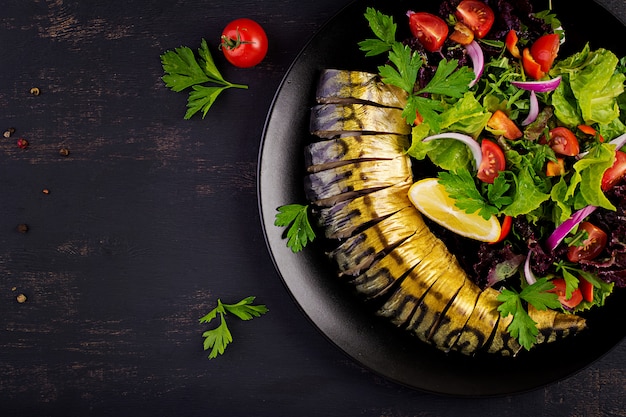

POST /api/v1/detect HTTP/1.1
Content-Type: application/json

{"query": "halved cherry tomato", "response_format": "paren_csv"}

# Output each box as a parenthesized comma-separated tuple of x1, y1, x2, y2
(530, 34, 560, 73)
(220, 18, 268, 68)
(487, 110, 523, 140)
(490, 215, 513, 244)
(578, 277, 594, 303)
(567, 221, 608, 263)
(407, 11, 449, 52)
(477, 139, 506, 184)
(601, 150, 626, 191)
(549, 278, 583, 309)
(455, 0, 495, 39)
(548, 127, 580, 156)
(545, 158, 565, 176)
(449, 21, 475, 45)
(522, 48, 546, 80)
(505, 30, 521, 58)
(578, 124, 604, 142)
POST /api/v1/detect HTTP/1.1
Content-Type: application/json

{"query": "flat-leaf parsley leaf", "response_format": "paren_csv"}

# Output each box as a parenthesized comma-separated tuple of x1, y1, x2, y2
(274, 204, 316, 253)
(497, 278, 560, 350)
(199, 296, 268, 359)
(161, 39, 248, 119)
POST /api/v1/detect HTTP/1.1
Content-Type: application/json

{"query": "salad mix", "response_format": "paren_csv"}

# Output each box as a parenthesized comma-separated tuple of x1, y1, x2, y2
(357, 0, 626, 348)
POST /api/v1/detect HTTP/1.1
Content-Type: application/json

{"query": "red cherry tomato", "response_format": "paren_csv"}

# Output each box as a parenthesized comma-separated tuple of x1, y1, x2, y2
(545, 158, 565, 177)
(220, 18, 268, 68)
(505, 30, 521, 58)
(548, 127, 580, 156)
(578, 124, 604, 142)
(566, 221, 608, 263)
(487, 110, 523, 140)
(550, 278, 583, 309)
(455, 0, 495, 39)
(477, 139, 506, 184)
(407, 11, 449, 52)
(530, 34, 560, 73)
(490, 215, 513, 244)
(578, 278, 594, 303)
(601, 150, 626, 191)
(522, 48, 546, 80)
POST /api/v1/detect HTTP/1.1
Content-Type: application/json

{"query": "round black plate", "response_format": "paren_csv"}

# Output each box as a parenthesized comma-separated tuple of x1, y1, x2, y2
(258, 0, 626, 396)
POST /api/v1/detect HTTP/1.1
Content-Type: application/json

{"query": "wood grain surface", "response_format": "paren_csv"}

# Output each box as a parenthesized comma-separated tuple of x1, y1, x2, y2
(1, 0, 625, 416)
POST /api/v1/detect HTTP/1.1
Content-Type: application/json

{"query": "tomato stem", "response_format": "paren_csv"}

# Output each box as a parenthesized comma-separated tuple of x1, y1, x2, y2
(219, 30, 254, 51)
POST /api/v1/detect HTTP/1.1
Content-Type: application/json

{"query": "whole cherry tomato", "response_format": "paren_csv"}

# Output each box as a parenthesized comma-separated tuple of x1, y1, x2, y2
(220, 18, 268, 68)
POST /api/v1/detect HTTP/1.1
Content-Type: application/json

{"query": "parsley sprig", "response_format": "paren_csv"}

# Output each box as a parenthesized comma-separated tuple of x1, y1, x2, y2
(199, 296, 268, 359)
(358, 8, 474, 130)
(438, 168, 512, 219)
(274, 204, 316, 253)
(161, 39, 248, 119)
(497, 278, 561, 350)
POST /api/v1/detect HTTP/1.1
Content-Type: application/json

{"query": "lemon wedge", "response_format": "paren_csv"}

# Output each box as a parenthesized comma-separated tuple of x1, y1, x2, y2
(408, 178, 501, 243)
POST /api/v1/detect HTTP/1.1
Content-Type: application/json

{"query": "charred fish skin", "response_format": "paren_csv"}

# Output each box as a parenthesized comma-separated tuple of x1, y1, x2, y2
(315, 69, 408, 109)
(303, 156, 412, 207)
(428, 279, 482, 353)
(304, 68, 587, 357)
(376, 242, 454, 328)
(315, 180, 413, 239)
(304, 134, 410, 173)
(452, 287, 501, 356)
(328, 206, 424, 277)
(310, 103, 412, 138)
(351, 222, 434, 299)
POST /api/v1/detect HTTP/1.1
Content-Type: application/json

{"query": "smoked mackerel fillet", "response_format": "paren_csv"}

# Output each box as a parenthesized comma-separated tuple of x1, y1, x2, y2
(303, 69, 585, 356)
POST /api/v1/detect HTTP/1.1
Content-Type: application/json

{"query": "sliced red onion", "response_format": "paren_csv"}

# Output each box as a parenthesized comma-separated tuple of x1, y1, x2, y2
(423, 132, 482, 168)
(545, 205, 598, 251)
(608, 133, 626, 151)
(521, 90, 539, 126)
(511, 76, 562, 93)
(577, 132, 626, 159)
(523, 251, 537, 285)
(466, 41, 484, 88)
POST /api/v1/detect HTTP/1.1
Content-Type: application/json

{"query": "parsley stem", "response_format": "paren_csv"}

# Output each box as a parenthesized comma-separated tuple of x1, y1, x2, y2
(226, 81, 248, 90)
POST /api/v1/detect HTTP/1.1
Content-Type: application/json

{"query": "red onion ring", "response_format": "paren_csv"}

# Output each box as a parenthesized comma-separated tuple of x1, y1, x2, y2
(523, 251, 537, 285)
(423, 132, 482, 168)
(521, 90, 538, 126)
(511, 76, 562, 93)
(466, 41, 484, 88)
(545, 205, 598, 251)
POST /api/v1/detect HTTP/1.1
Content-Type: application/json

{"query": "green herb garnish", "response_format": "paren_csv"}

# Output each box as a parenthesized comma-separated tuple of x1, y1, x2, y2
(161, 39, 248, 119)
(497, 278, 561, 350)
(359, 8, 474, 131)
(274, 204, 316, 253)
(199, 296, 268, 359)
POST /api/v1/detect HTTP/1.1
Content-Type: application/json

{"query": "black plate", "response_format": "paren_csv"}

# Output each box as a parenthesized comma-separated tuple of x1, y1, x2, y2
(258, 0, 626, 396)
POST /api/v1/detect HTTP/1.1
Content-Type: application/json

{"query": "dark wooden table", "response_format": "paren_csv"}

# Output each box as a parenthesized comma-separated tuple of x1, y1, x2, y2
(1, 0, 625, 416)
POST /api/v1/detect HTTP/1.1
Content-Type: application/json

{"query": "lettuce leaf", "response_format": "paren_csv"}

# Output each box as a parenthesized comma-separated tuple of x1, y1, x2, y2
(502, 165, 550, 217)
(407, 92, 490, 171)
(553, 45, 625, 126)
